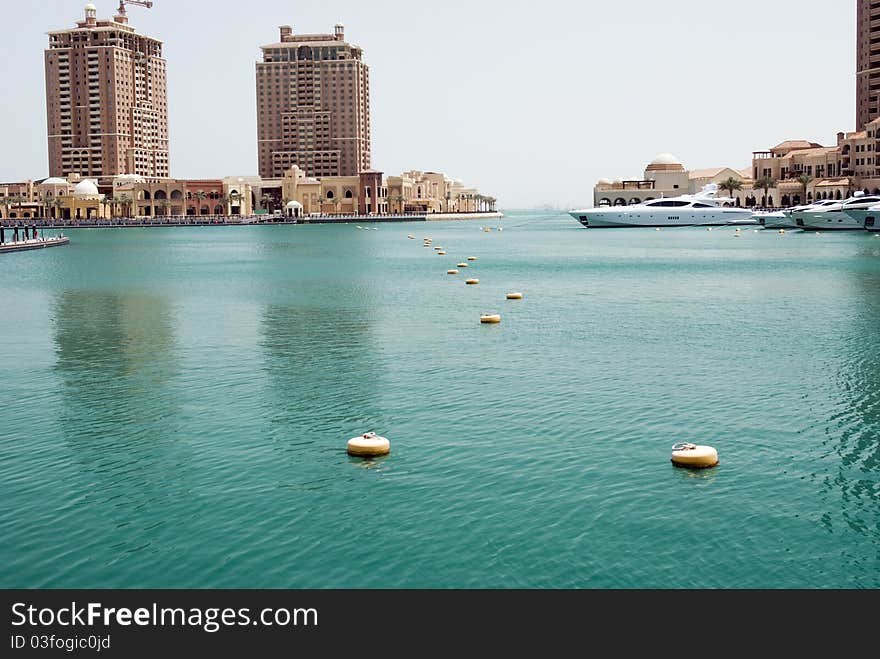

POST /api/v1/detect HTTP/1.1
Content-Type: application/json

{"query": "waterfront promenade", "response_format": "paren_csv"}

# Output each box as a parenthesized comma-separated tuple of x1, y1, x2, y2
(0, 211, 503, 230)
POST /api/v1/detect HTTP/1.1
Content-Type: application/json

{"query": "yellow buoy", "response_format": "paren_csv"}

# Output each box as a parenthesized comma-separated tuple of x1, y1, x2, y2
(480, 313, 501, 324)
(347, 432, 391, 457)
(466, 278, 479, 285)
(447, 269, 459, 275)
(438, 251, 447, 255)
(484, 227, 491, 232)
(506, 292, 523, 300)
(467, 256, 478, 261)
(457, 263, 468, 268)
(434, 246, 443, 251)
(671, 443, 718, 469)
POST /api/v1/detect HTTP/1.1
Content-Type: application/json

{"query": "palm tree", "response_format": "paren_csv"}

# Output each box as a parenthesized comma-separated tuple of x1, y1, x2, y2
(194, 190, 207, 215)
(753, 176, 777, 208)
(53, 197, 64, 220)
(796, 174, 813, 205)
(118, 194, 131, 218)
(260, 193, 273, 212)
(329, 197, 341, 215)
(227, 191, 242, 215)
(444, 190, 452, 213)
(157, 199, 170, 217)
(99, 195, 110, 219)
(718, 177, 743, 205)
(1, 195, 12, 220)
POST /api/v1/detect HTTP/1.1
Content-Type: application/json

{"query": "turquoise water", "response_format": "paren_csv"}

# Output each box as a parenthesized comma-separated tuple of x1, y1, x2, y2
(2, 213, 879, 589)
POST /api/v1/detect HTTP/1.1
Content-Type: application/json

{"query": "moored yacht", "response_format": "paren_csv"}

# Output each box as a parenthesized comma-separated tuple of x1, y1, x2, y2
(569, 184, 755, 228)
(754, 200, 838, 229)
(790, 193, 880, 231)
(841, 202, 880, 231)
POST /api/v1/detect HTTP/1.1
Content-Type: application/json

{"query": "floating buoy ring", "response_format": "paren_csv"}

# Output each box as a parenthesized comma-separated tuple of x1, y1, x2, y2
(447, 269, 459, 275)
(347, 432, 391, 457)
(480, 313, 501, 324)
(506, 292, 523, 300)
(466, 278, 479, 285)
(671, 443, 718, 469)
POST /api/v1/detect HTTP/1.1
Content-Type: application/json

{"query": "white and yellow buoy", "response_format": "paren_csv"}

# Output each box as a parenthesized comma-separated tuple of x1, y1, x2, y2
(347, 432, 391, 457)
(434, 246, 443, 250)
(408, 235, 415, 239)
(447, 269, 459, 275)
(671, 443, 718, 469)
(466, 278, 480, 285)
(779, 229, 785, 234)
(506, 292, 523, 300)
(480, 313, 501, 324)
(467, 256, 478, 261)
(438, 251, 447, 255)
(457, 262, 468, 268)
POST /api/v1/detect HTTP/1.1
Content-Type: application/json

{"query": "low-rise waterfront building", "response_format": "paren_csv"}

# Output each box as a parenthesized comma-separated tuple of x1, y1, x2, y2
(593, 155, 751, 207)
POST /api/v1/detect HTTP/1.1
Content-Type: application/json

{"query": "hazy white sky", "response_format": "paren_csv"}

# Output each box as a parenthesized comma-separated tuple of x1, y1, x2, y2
(0, 0, 857, 208)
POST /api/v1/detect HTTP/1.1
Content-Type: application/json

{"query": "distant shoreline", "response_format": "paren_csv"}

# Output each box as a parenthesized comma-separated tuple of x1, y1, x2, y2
(0, 211, 504, 229)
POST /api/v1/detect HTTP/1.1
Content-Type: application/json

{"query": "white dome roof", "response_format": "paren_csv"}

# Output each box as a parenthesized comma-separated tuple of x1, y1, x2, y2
(73, 179, 100, 197)
(85, 3, 97, 11)
(42, 177, 68, 185)
(286, 200, 304, 208)
(650, 153, 681, 166)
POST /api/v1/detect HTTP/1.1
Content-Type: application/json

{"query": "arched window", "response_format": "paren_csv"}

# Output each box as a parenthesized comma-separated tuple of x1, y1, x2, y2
(201, 206, 209, 215)
(214, 204, 223, 215)
(154, 190, 167, 200)
(628, 198, 640, 205)
(345, 190, 353, 199)
(614, 198, 627, 206)
(835, 190, 842, 200)
(326, 190, 334, 199)
(782, 194, 790, 207)
(171, 190, 183, 200)
(599, 198, 611, 207)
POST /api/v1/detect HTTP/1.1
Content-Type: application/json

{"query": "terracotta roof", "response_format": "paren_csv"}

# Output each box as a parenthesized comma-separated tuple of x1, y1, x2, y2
(771, 140, 823, 152)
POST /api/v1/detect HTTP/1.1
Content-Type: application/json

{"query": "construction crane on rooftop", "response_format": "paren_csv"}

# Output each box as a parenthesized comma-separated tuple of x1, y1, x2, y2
(117, 0, 154, 15)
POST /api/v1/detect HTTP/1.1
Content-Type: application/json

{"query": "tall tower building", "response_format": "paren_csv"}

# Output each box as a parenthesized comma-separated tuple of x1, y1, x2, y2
(857, 0, 880, 129)
(256, 23, 371, 179)
(45, 3, 169, 178)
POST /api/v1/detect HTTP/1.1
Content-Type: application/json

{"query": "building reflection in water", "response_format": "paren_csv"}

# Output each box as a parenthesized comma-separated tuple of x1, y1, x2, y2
(259, 303, 384, 454)
(52, 290, 190, 543)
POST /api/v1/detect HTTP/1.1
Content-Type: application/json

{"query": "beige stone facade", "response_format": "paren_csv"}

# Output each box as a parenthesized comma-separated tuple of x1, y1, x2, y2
(857, 0, 880, 128)
(257, 24, 370, 179)
(593, 155, 750, 207)
(45, 4, 169, 179)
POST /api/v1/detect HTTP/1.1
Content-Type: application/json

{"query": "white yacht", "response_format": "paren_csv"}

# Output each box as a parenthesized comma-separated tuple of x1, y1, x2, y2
(569, 184, 755, 228)
(841, 202, 880, 232)
(790, 193, 880, 231)
(754, 200, 838, 229)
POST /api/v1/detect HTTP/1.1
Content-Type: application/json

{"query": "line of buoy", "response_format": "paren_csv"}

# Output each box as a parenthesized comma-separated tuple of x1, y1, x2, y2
(480, 313, 501, 324)
(447, 269, 459, 275)
(466, 278, 479, 285)
(438, 251, 446, 255)
(457, 262, 468, 268)
(468, 256, 477, 261)
(506, 292, 523, 300)
(348, 432, 391, 457)
(671, 443, 718, 469)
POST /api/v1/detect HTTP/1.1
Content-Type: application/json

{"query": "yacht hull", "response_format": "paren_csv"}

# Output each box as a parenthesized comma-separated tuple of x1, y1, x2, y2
(842, 209, 879, 231)
(569, 209, 754, 228)
(792, 210, 866, 231)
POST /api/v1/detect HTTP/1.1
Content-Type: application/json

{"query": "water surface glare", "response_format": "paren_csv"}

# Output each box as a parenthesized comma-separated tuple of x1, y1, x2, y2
(2, 214, 879, 588)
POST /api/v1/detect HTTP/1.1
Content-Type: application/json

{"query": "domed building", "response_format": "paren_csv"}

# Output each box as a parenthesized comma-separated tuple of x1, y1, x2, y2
(593, 154, 750, 207)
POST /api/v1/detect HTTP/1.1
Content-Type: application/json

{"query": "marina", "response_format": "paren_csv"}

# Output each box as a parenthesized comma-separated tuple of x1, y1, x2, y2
(2, 213, 879, 589)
